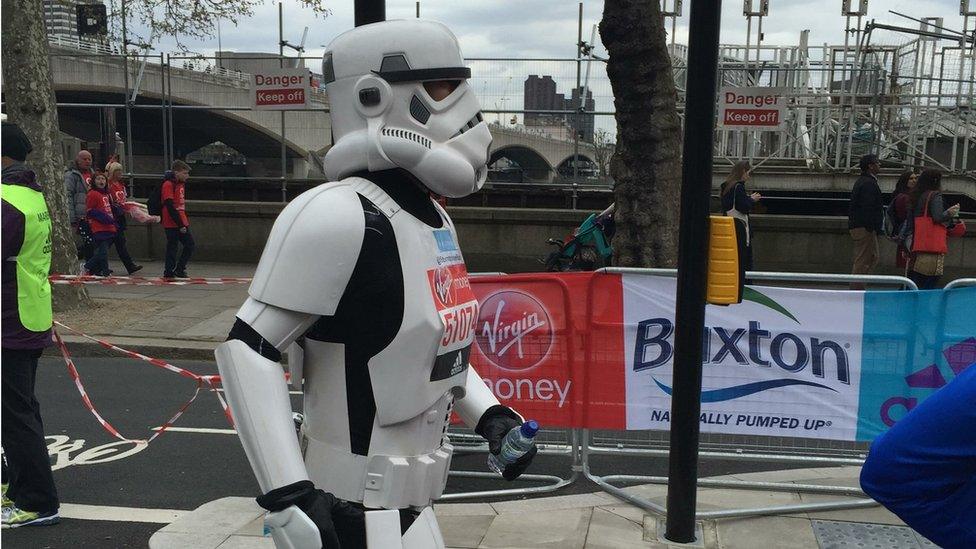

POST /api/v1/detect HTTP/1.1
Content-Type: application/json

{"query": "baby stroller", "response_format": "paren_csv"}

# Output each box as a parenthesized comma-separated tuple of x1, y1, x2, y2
(542, 204, 615, 272)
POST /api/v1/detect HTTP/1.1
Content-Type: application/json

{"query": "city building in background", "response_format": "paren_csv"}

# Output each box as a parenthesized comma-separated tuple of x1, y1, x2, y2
(44, 0, 106, 39)
(43, 0, 81, 37)
(523, 75, 596, 142)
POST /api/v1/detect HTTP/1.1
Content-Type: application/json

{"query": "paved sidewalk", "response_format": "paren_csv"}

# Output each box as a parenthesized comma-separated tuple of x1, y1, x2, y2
(52, 261, 255, 360)
(149, 466, 931, 549)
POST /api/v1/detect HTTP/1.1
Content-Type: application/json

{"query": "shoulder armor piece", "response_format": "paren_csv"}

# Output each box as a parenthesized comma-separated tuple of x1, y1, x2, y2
(249, 181, 365, 315)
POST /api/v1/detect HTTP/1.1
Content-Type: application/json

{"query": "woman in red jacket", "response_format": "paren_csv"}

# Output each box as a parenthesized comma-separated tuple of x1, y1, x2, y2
(105, 162, 142, 274)
(889, 170, 917, 270)
(83, 173, 117, 276)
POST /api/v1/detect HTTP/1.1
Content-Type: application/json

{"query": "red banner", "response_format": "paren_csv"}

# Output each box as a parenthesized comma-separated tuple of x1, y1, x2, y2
(468, 272, 625, 429)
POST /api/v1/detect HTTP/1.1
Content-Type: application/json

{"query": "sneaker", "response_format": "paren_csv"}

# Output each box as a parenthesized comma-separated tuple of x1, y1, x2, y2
(162, 272, 176, 279)
(1, 483, 12, 508)
(174, 270, 189, 279)
(127, 265, 144, 275)
(1, 507, 59, 528)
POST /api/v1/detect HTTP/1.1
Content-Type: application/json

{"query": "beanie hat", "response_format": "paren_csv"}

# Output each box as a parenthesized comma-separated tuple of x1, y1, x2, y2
(2, 122, 33, 161)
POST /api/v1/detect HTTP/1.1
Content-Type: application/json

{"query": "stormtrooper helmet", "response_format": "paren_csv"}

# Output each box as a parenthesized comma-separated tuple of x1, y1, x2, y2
(322, 20, 491, 198)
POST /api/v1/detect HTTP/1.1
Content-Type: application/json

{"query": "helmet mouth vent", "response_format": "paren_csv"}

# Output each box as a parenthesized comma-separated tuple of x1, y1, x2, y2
(381, 127, 432, 149)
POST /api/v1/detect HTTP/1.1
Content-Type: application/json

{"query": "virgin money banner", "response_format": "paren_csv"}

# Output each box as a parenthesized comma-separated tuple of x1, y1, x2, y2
(468, 272, 975, 442)
(469, 273, 592, 429)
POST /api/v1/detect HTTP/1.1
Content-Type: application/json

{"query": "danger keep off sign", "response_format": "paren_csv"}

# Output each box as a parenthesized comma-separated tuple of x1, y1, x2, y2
(718, 87, 787, 130)
(251, 68, 311, 110)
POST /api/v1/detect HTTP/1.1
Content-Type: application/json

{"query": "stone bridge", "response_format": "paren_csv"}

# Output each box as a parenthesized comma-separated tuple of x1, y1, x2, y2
(48, 37, 595, 180)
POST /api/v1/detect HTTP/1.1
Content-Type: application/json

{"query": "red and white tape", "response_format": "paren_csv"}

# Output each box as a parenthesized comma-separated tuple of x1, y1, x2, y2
(53, 321, 234, 444)
(49, 274, 252, 286)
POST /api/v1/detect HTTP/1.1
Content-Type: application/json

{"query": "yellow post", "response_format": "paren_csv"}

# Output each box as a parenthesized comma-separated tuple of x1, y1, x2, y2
(706, 215, 742, 305)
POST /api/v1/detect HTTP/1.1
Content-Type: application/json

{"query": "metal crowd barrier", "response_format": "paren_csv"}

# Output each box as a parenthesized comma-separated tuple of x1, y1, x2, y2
(439, 427, 580, 501)
(597, 267, 919, 290)
(437, 271, 970, 516)
(944, 278, 976, 290)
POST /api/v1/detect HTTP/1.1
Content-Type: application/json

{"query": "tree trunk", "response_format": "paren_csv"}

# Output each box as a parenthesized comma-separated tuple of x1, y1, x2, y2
(2, 0, 90, 310)
(600, 0, 683, 268)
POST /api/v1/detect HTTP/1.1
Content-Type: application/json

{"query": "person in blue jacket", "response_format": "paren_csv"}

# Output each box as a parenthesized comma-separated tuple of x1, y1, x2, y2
(860, 364, 975, 548)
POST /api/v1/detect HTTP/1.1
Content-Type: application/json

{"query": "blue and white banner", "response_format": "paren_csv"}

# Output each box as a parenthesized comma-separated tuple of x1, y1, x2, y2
(622, 275, 975, 442)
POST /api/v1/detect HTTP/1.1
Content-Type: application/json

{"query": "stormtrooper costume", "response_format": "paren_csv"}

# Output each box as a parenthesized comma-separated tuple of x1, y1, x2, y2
(215, 20, 536, 549)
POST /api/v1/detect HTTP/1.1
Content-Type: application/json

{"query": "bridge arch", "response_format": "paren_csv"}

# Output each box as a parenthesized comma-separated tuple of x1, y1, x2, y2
(556, 153, 598, 178)
(488, 145, 553, 182)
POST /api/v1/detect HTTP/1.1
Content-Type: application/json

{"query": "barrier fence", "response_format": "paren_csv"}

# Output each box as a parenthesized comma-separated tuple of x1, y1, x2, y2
(442, 269, 975, 520)
(50, 271, 976, 518)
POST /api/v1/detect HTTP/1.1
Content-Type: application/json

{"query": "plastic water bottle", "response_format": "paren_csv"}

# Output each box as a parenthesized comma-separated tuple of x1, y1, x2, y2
(487, 420, 539, 475)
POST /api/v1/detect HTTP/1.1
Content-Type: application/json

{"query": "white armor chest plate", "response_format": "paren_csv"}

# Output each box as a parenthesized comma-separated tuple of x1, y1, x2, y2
(361, 181, 478, 426)
(301, 178, 478, 509)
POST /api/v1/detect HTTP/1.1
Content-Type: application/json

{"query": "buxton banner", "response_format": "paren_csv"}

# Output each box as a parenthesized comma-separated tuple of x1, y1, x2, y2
(467, 272, 976, 442)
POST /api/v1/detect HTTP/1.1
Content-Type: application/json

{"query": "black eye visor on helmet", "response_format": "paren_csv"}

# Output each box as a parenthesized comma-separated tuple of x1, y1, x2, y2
(371, 67, 471, 83)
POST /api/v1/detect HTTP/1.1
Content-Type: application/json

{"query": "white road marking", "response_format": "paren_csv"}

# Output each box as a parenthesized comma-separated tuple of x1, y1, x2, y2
(152, 426, 238, 435)
(60, 503, 188, 524)
(213, 388, 302, 395)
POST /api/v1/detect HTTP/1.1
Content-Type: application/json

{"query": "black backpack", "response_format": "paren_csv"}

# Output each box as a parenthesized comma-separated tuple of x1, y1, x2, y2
(147, 172, 174, 216)
(146, 184, 162, 216)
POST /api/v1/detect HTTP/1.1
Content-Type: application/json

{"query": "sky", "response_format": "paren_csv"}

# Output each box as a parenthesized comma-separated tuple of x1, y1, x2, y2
(125, 0, 971, 130)
(132, 0, 971, 59)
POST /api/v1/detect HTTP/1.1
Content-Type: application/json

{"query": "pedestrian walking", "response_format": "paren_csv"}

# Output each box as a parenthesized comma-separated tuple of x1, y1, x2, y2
(906, 169, 964, 289)
(1, 121, 61, 528)
(83, 172, 117, 276)
(161, 160, 194, 279)
(848, 154, 883, 289)
(888, 170, 917, 270)
(63, 150, 94, 264)
(105, 162, 142, 274)
(720, 160, 761, 274)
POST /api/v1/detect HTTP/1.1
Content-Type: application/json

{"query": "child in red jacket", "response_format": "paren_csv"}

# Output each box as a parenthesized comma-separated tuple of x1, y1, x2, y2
(83, 173, 117, 276)
(105, 162, 142, 274)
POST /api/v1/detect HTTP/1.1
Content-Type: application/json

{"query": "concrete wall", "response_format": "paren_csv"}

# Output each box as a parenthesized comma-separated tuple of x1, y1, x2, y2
(124, 201, 976, 281)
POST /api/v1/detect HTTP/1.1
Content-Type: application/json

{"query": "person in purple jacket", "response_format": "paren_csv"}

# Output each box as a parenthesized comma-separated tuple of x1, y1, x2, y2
(1, 121, 60, 528)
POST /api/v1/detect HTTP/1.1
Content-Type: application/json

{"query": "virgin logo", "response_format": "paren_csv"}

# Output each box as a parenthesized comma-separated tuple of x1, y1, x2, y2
(434, 266, 454, 306)
(476, 291, 553, 371)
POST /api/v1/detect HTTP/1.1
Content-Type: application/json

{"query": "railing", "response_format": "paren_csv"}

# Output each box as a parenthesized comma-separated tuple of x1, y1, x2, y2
(44, 31, 976, 195)
(440, 271, 973, 518)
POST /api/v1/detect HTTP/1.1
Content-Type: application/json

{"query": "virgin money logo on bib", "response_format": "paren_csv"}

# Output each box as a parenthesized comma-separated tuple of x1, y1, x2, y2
(434, 266, 454, 307)
(476, 290, 553, 371)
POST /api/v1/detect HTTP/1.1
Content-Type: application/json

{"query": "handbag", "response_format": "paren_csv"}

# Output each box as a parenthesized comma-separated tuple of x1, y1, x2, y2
(911, 192, 948, 254)
(948, 219, 967, 238)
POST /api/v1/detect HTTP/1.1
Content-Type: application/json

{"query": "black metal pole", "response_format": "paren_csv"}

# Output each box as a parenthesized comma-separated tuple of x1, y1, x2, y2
(664, 0, 722, 544)
(354, 0, 385, 26)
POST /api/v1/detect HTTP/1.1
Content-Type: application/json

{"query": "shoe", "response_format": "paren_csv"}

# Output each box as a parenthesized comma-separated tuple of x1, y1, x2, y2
(174, 271, 189, 279)
(1, 507, 60, 528)
(127, 265, 144, 275)
(162, 272, 176, 279)
(1, 483, 12, 508)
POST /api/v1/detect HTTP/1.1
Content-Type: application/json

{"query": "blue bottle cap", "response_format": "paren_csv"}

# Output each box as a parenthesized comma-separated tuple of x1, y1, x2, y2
(520, 420, 539, 437)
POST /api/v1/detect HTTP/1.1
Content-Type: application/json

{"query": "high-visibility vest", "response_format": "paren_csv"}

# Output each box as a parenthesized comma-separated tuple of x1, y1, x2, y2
(2, 183, 53, 332)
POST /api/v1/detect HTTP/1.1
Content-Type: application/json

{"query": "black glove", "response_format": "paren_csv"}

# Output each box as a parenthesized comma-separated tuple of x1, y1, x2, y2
(475, 405, 538, 481)
(256, 480, 344, 549)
